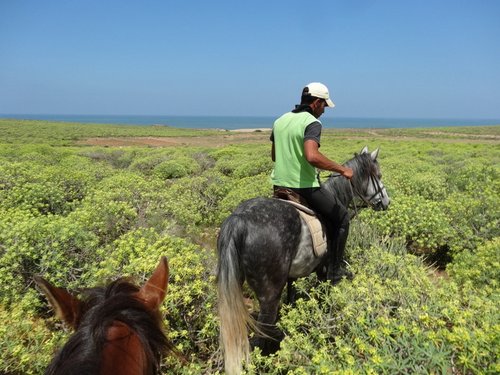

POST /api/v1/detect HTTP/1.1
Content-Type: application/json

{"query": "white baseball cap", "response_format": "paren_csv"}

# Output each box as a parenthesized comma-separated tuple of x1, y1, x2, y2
(304, 82, 335, 107)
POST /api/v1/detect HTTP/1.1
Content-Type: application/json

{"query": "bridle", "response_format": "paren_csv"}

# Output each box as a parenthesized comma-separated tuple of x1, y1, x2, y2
(348, 171, 386, 217)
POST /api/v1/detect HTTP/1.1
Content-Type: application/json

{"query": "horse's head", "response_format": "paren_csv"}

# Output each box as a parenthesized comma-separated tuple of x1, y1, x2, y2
(35, 256, 169, 328)
(353, 146, 390, 211)
(35, 256, 171, 375)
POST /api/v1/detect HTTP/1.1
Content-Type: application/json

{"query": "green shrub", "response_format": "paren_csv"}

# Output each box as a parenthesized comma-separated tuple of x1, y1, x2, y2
(389, 165, 449, 200)
(129, 152, 173, 175)
(216, 173, 272, 224)
(360, 196, 451, 256)
(163, 171, 231, 229)
(70, 198, 138, 245)
(447, 237, 500, 294)
(211, 144, 271, 177)
(0, 302, 66, 374)
(445, 163, 499, 193)
(0, 208, 99, 306)
(0, 157, 104, 215)
(153, 156, 200, 179)
(72, 171, 172, 239)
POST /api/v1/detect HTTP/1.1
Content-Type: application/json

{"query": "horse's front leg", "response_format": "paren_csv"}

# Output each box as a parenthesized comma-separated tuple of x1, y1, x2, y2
(286, 278, 297, 305)
(327, 220, 353, 284)
(315, 260, 327, 281)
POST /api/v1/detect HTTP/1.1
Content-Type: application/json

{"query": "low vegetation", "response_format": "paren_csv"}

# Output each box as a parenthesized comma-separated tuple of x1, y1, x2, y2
(0, 119, 498, 373)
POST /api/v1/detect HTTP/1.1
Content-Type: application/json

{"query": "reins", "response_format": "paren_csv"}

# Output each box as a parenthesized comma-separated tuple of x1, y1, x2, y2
(348, 181, 360, 218)
(327, 171, 383, 218)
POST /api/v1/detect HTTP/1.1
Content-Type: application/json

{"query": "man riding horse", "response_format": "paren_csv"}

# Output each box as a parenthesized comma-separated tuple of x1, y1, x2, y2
(270, 82, 353, 284)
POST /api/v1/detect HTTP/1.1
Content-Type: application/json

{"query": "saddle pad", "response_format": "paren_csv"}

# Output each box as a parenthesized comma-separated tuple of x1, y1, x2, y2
(278, 199, 327, 257)
(297, 210, 327, 257)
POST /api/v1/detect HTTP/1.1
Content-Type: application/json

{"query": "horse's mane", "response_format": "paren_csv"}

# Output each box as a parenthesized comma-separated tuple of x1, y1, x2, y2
(46, 278, 172, 375)
(322, 152, 379, 206)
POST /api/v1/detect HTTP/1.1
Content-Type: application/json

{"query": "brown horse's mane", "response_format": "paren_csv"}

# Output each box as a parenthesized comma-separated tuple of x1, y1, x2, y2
(46, 278, 173, 375)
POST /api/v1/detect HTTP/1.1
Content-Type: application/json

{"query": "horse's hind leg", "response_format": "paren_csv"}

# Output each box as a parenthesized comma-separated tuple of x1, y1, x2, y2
(251, 291, 285, 355)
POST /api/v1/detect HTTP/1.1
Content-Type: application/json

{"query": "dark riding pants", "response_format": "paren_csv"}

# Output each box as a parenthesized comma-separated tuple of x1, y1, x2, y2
(287, 186, 349, 235)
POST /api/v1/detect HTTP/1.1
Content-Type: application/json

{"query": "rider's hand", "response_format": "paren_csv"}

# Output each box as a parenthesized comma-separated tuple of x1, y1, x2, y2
(342, 167, 353, 179)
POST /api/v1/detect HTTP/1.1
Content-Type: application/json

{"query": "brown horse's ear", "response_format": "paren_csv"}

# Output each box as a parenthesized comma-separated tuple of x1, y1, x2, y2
(34, 276, 82, 330)
(137, 256, 169, 311)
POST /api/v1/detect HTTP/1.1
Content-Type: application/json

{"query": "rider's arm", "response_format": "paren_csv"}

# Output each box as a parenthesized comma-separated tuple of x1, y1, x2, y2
(304, 140, 353, 179)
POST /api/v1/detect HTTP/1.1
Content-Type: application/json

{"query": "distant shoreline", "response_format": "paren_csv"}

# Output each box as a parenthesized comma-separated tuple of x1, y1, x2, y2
(232, 128, 271, 132)
(1, 114, 499, 130)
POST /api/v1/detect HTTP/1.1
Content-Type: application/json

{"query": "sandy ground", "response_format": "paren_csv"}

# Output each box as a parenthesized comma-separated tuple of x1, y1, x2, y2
(76, 128, 499, 148)
(77, 129, 272, 147)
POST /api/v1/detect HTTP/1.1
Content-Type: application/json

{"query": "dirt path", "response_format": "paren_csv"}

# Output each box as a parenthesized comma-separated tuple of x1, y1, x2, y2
(77, 133, 272, 147)
(77, 129, 499, 147)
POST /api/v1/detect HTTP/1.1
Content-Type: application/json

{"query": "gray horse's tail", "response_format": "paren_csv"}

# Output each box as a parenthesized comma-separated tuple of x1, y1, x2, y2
(217, 215, 258, 375)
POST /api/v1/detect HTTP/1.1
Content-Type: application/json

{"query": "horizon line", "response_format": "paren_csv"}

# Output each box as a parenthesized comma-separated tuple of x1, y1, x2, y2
(2, 113, 500, 121)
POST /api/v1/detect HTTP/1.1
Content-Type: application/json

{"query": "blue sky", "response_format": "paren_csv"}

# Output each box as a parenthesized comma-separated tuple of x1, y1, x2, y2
(1, 0, 499, 119)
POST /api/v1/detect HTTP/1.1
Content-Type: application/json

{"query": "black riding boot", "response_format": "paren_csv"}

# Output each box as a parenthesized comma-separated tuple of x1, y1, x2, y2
(327, 225, 353, 285)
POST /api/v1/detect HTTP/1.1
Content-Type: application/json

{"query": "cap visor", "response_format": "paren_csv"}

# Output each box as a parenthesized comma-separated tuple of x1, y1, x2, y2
(326, 98, 335, 107)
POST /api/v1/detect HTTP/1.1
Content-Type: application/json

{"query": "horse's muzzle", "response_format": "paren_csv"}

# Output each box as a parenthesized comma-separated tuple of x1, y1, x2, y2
(373, 196, 390, 211)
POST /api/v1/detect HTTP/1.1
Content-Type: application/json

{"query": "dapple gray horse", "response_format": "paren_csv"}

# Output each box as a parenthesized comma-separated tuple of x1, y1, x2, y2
(217, 147, 390, 375)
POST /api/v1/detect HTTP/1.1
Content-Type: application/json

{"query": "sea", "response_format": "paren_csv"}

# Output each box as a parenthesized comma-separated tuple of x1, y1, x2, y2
(2, 114, 499, 130)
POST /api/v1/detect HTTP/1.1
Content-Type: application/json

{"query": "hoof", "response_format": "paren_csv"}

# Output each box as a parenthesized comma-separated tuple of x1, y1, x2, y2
(250, 330, 284, 356)
(328, 266, 354, 285)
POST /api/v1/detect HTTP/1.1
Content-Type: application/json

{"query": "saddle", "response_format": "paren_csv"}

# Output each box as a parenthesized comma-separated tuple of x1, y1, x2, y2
(273, 187, 327, 257)
(273, 187, 309, 206)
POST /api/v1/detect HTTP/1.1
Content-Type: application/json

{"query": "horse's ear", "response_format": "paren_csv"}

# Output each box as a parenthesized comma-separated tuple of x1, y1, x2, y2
(370, 148, 380, 161)
(361, 146, 368, 154)
(34, 276, 82, 329)
(137, 256, 169, 311)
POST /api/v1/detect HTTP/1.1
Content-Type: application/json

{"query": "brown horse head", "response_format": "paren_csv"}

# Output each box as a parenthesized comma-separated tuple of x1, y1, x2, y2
(35, 257, 172, 375)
